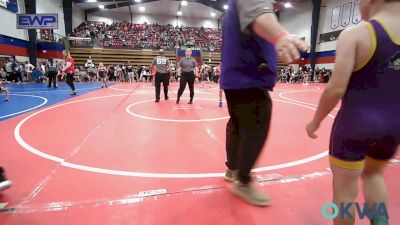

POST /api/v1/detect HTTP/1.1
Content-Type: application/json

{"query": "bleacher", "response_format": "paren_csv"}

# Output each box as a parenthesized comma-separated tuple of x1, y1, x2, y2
(70, 48, 177, 67)
(70, 47, 286, 71)
(202, 52, 221, 67)
(70, 21, 287, 70)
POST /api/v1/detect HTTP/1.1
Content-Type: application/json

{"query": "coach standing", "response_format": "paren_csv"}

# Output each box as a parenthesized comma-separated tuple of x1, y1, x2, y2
(220, 0, 308, 206)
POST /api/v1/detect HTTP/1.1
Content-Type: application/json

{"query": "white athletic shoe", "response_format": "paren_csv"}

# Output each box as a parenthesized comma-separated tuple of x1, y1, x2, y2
(0, 168, 12, 192)
(0, 180, 12, 192)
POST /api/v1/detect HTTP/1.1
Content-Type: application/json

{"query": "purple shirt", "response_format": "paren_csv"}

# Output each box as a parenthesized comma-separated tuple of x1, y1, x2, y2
(220, 0, 277, 91)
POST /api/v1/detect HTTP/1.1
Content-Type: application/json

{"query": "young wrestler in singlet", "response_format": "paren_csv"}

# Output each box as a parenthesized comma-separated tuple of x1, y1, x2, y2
(307, 1, 400, 224)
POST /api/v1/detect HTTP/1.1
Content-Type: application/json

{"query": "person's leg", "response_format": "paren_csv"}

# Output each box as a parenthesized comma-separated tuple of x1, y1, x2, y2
(330, 165, 363, 225)
(48, 73, 52, 87)
(219, 89, 224, 107)
(361, 157, 390, 225)
(66, 74, 76, 94)
(224, 90, 240, 181)
(163, 74, 169, 100)
(100, 76, 104, 88)
(236, 89, 272, 184)
(155, 73, 161, 102)
(177, 73, 188, 104)
(228, 89, 273, 206)
(18, 72, 23, 83)
(188, 72, 195, 104)
(206, 76, 211, 87)
(13, 72, 18, 83)
(1, 87, 10, 101)
(66, 74, 72, 89)
(53, 72, 58, 88)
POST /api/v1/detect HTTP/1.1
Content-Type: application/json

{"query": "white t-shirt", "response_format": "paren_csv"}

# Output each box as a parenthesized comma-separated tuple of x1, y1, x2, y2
(25, 64, 34, 72)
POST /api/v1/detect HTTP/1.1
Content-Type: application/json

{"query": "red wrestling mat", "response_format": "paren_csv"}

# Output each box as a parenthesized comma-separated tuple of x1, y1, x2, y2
(1, 83, 399, 225)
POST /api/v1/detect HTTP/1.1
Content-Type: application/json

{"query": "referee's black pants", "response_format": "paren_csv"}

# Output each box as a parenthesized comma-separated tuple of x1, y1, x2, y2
(155, 72, 169, 100)
(177, 71, 195, 101)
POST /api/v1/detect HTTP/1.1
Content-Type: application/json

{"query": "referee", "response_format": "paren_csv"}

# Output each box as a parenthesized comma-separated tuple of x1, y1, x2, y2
(176, 48, 198, 104)
(151, 49, 170, 102)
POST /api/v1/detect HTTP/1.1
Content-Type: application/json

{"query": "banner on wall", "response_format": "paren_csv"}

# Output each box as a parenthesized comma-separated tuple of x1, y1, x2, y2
(0, 0, 18, 12)
(352, 0, 362, 24)
(319, 30, 344, 43)
(341, 2, 352, 27)
(331, 6, 341, 30)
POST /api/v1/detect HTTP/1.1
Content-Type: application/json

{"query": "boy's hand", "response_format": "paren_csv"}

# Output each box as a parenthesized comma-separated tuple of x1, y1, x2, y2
(306, 120, 320, 139)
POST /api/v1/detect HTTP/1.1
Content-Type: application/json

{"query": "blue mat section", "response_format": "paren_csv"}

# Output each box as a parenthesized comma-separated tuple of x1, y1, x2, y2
(0, 83, 107, 121)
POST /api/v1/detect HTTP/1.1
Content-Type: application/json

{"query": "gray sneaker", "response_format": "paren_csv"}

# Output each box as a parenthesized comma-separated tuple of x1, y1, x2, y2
(224, 169, 238, 182)
(371, 216, 389, 225)
(232, 182, 271, 206)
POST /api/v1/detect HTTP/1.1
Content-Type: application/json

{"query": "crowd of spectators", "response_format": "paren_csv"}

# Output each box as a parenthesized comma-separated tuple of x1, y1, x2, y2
(279, 65, 332, 84)
(70, 21, 222, 51)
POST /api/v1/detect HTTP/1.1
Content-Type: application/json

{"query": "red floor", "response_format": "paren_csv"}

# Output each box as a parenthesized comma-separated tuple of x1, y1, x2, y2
(1, 83, 399, 225)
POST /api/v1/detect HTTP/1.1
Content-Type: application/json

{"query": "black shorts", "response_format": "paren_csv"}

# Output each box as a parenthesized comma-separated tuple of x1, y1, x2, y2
(99, 72, 106, 78)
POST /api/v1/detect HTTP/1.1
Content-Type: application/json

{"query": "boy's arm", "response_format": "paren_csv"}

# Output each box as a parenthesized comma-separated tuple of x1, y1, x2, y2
(306, 25, 360, 138)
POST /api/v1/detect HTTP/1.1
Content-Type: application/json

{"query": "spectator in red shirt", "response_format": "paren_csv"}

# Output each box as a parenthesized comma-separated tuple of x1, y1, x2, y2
(61, 50, 77, 95)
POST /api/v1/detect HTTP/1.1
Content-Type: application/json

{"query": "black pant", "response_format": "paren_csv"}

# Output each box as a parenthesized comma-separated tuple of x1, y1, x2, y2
(66, 73, 76, 91)
(48, 71, 57, 87)
(177, 71, 195, 101)
(224, 88, 272, 184)
(155, 72, 169, 100)
(16, 71, 23, 83)
(6, 72, 15, 82)
(8, 72, 23, 83)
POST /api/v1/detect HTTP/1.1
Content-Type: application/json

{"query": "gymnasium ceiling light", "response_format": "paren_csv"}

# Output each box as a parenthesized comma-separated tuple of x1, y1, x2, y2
(181, 1, 188, 6)
(284, 2, 293, 8)
(210, 12, 216, 17)
(177, 11, 183, 16)
(134, 0, 141, 2)
(98, 4, 105, 9)
(139, 6, 146, 11)
(223, 4, 228, 10)
(87, 0, 97, 2)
